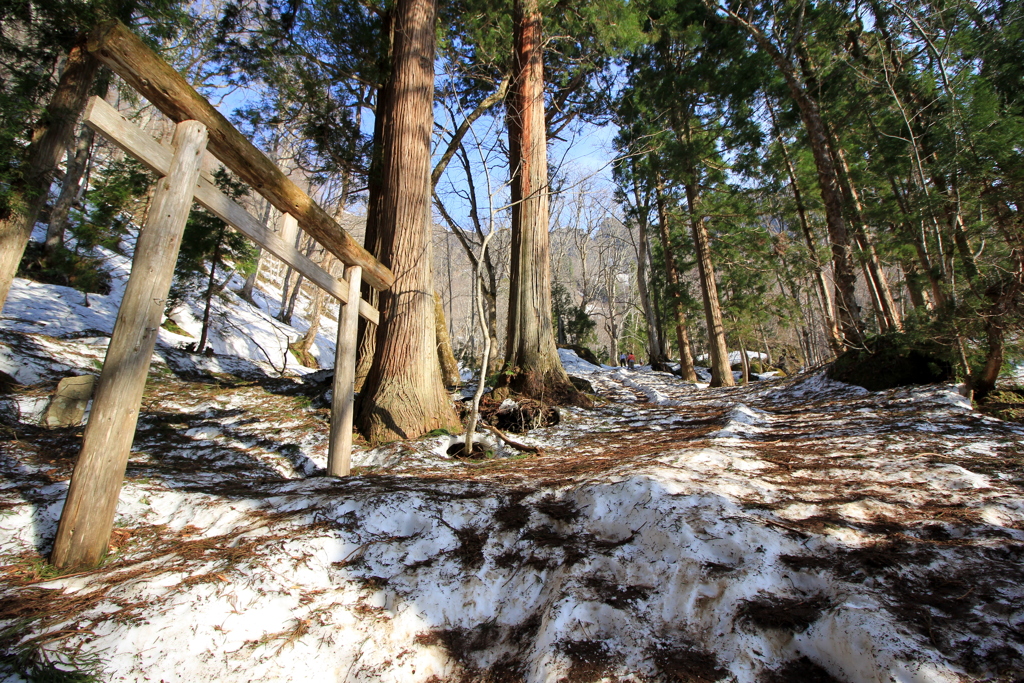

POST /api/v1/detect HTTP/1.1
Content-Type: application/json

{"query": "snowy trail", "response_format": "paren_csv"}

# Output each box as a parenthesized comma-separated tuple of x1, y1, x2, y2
(1, 334, 1023, 681)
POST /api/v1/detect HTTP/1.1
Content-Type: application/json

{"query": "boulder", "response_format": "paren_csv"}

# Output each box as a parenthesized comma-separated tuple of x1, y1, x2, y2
(558, 344, 601, 367)
(45, 375, 96, 427)
(568, 375, 595, 394)
(827, 335, 953, 391)
(773, 345, 803, 376)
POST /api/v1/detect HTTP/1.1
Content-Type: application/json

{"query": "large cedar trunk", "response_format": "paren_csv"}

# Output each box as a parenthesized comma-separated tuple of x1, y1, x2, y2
(0, 39, 99, 312)
(354, 19, 393, 393)
(501, 0, 589, 407)
(356, 0, 459, 443)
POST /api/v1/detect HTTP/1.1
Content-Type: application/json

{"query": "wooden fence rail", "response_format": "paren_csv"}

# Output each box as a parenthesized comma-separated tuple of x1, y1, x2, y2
(83, 97, 379, 324)
(50, 22, 390, 570)
(87, 19, 395, 293)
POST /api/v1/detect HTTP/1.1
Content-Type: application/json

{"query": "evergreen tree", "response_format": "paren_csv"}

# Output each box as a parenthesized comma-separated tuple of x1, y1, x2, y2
(169, 169, 257, 355)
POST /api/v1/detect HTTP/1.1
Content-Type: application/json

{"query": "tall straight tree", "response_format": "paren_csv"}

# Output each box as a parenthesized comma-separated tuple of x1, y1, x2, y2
(0, 0, 187, 312)
(0, 39, 99, 312)
(356, 0, 460, 442)
(501, 0, 589, 406)
(654, 173, 698, 381)
(706, 0, 864, 347)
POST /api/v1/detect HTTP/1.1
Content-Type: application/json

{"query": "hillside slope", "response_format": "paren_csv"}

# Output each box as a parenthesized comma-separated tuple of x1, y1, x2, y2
(1, 234, 1023, 682)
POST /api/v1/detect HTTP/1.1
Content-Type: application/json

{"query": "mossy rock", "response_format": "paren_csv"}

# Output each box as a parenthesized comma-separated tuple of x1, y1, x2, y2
(568, 375, 595, 394)
(773, 345, 803, 376)
(826, 334, 954, 391)
(559, 344, 601, 367)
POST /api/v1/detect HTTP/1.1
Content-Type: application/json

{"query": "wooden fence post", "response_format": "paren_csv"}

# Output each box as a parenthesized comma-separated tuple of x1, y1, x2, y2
(51, 119, 208, 570)
(327, 266, 362, 477)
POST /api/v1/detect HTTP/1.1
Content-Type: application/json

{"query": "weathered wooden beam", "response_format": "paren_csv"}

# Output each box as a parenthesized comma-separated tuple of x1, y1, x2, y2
(51, 119, 209, 570)
(328, 266, 363, 477)
(83, 96, 379, 325)
(86, 20, 394, 293)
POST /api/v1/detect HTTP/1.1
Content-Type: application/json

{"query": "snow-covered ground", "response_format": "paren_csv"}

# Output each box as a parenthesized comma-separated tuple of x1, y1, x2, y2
(2, 235, 1024, 682)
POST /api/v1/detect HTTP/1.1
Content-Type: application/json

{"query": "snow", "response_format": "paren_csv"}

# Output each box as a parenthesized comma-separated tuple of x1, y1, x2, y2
(2, 237, 1024, 682)
(696, 350, 770, 366)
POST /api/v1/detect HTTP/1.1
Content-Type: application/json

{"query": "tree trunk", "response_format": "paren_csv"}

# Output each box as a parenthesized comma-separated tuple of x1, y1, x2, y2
(682, 164, 732, 386)
(766, 99, 843, 355)
(645, 236, 671, 369)
(973, 317, 1004, 401)
(738, 335, 750, 384)
(0, 39, 100, 312)
(283, 271, 306, 323)
(901, 258, 929, 309)
(45, 126, 94, 255)
(435, 290, 461, 387)
(832, 143, 902, 332)
(291, 253, 336, 367)
(730, 23, 861, 344)
(634, 207, 666, 369)
(887, 173, 947, 307)
(500, 0, 589, 407)
(354, 15, 394, 394)
(654, 176, 697, 381)
(356, 0, 459, 443)
(196, 227, 225, 355)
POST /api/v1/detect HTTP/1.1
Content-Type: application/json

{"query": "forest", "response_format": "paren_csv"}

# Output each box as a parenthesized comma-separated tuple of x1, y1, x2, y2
(1, 0, 1024, 680)
(4, 0, 1023, 416)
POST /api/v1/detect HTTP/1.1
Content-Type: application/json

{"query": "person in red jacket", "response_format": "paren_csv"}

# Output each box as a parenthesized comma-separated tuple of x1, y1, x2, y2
(626, 352, 635, 370)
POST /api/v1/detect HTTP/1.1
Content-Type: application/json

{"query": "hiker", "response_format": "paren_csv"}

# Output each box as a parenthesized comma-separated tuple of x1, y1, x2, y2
(627, 352, 636, 370)
(619, 352, 627, 367)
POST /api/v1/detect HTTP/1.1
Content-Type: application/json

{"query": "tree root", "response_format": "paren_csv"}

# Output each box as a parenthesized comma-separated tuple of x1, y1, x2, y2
(483, 424, 542, 454)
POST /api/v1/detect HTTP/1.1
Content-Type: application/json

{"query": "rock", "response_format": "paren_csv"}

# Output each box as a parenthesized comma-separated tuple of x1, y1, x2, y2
(558, 344, 601, 367)
(773, 345, 803, 376)
(827, 335, 954, 391)
(568, 375, 595, 394)
(45, 375, 96, 427)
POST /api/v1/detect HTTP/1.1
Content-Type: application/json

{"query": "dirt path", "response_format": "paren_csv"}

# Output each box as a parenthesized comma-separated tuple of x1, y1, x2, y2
(1, 344, 1023, 682)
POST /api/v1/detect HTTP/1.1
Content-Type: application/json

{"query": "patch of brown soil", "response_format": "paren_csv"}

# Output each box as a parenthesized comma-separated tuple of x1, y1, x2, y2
(557, 639, 616, 682)
(760, 656, 845, 683)
(584, 577, 651, 610)
(651, 642, 728, 682)
(737, 593, 832, 632)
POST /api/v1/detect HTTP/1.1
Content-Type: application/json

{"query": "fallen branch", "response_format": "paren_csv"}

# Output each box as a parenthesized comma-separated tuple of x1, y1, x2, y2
(483, 424, 542, 454)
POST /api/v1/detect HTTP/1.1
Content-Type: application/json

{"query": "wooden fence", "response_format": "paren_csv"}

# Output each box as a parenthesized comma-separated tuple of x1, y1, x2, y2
(49, 20, 392, 570)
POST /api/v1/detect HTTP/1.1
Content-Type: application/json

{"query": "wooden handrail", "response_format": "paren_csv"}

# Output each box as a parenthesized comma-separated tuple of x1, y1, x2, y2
(82, 96, 380, 324)
(87, 19, 394, 293)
